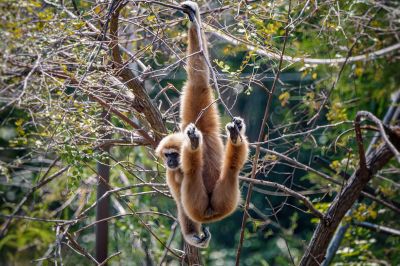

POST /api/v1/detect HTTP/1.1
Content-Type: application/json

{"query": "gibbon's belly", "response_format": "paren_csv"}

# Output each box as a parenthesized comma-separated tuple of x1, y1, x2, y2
(202, 137, 223, 193)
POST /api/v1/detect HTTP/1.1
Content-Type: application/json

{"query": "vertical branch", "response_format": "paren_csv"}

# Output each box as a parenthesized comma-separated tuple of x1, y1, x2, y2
(95, 111, 112, 265)
(183, 244, 202, 266)
(235, 1, 292, 265)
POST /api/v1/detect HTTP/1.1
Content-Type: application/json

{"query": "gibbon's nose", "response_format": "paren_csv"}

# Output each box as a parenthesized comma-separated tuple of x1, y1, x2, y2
(167, 158, 179, 169)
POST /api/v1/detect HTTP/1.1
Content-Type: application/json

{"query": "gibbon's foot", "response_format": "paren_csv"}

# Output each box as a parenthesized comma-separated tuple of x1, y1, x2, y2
(185, 226, 211, 248)
(226, 117, 246, 144)
(185, 123, 202, 151)
(181, 1, 197, 22)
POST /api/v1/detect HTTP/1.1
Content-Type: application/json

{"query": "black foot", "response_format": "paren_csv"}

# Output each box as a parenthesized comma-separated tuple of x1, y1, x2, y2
(186, 227, 211, 248)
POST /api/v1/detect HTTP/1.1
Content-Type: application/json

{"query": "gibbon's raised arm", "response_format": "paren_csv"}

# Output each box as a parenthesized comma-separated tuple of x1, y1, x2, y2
(155, 1, 249, 248)
(180, 2, 220, 133)
(183, 2, 209, 89)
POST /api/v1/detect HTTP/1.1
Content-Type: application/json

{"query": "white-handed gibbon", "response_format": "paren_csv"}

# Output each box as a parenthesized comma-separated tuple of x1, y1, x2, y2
(156, 1, 249, 248)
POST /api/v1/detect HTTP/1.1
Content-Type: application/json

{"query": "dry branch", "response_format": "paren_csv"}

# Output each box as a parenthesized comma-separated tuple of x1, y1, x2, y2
(239, 176, 324, 220)
(109, 1, 166, 143)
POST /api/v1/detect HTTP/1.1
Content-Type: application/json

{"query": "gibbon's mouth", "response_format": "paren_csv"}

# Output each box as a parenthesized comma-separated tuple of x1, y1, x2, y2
(181, 5, 196, 22)
(167, 165, 180, 171)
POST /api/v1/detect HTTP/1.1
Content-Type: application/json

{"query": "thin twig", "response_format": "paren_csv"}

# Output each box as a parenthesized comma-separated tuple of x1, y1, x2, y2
(357, 111, 400, 163)
(239, 177, 325, 220)
(0, 166, 69, 238)
(235, 2, 292, 264)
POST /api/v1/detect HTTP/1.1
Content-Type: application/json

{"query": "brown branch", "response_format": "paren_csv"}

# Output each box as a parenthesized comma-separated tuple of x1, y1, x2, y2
(357, 111, 400, 163)
(89, 93, 155, 146)
(109, 1, 166, 143)
(74, 211, 176, 234)
(299, 116, 400, 266)
(159, 222, 179, 265)
(235, 1, 292, 265)
(98, 251, 122, 266)
(0, 214, 76, 224)
(77, 183, 168, 219)
(65, 232, 99, 265)
(354, 113, 367, 169)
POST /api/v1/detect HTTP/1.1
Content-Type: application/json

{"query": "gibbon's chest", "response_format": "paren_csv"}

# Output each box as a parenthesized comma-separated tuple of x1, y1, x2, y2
(174, 172, 183, 185)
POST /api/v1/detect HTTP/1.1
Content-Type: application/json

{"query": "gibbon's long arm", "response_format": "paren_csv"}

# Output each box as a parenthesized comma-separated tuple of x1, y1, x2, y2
(179, 1, 248, 224)
(180, 2, 220, 135)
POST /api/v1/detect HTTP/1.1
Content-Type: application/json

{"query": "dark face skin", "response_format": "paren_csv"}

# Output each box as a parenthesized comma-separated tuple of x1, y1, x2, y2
(165, 152, 180, 169)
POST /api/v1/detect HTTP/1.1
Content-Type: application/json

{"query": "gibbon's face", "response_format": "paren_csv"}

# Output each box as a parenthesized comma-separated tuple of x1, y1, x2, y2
(163, 149, 180, 170)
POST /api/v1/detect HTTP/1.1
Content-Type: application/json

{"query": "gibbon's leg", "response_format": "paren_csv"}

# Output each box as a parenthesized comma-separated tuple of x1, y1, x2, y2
(166, 171, 210, 248)
(180, 123, 210, 222)
(210, 118, 249, 218)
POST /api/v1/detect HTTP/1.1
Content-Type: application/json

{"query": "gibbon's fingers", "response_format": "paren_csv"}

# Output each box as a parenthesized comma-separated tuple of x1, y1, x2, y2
(184, 123, 202, 151)
(226, 117, 246, 145)
(181, 3, 195, 22)
(181, 1, 200, 23)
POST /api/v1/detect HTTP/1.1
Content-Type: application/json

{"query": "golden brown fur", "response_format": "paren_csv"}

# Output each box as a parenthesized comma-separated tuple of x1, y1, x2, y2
(156, 1, 249, 248)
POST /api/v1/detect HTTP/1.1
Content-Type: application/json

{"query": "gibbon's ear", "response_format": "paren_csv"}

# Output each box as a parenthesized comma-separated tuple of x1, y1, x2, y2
(155, 138, 165, 158)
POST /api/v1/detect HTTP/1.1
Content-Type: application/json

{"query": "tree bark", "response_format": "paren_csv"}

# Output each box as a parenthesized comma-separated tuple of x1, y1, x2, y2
(299, 124, 400, 266)
(96, 111, 111, 265)
(109, 1, 166, 144)
(183, 243, 202, 266)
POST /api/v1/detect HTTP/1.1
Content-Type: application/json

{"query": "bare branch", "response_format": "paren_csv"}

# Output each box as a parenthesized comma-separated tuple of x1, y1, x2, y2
(354, 221, 400, 237)
(206, 25, 400, 65)
(109, 1, 166, 143)
(239, 176, 325, 220)
(299, 119, 400, 266)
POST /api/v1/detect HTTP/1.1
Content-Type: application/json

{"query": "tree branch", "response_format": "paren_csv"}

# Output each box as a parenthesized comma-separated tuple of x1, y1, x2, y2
(206, 24, 400, 65)
(299, 116, 400, 266)
(239, 177, 325, 220)
(109, 0, 166, 143)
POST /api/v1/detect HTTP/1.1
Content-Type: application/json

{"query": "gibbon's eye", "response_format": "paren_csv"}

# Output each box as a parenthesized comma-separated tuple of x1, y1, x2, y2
(164, 152, 180, 169)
